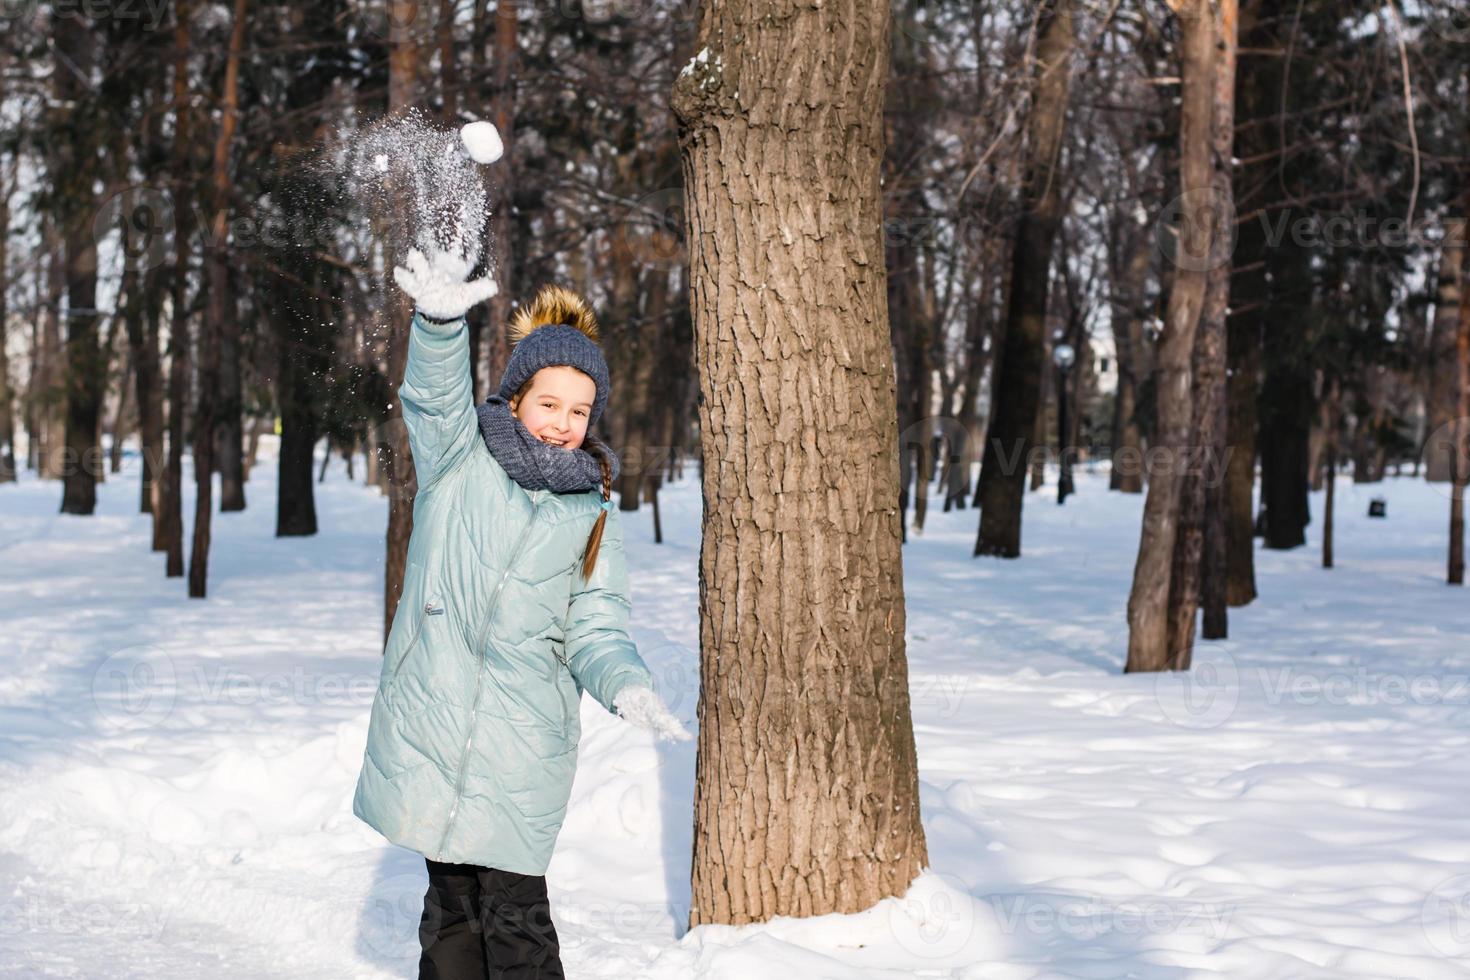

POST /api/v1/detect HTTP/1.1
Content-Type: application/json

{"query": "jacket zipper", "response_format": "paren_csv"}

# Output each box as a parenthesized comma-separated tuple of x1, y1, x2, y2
(388, 599, 440, 678)
(436, 494, 542, 857)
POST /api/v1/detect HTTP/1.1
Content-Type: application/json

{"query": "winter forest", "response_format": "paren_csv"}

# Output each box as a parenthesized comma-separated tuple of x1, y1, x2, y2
(2, 0, 1469, 976)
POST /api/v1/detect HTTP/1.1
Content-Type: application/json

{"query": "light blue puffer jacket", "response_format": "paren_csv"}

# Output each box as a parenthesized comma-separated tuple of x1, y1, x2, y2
(353, 310, 654, 875)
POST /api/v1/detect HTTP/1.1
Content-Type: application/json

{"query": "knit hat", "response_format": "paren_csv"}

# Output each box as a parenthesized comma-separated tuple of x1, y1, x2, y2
(495, 284, 610, 428)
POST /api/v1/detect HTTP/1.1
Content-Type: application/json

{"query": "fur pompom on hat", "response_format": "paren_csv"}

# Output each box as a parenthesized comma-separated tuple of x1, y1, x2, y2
(495, 284, 612, 429)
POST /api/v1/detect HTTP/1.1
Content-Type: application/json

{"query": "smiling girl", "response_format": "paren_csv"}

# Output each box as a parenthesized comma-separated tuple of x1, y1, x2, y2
(353, 246, 689, 980)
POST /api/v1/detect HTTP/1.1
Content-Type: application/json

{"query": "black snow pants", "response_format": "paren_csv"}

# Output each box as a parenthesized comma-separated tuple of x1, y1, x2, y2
(417, 858, 566, 980)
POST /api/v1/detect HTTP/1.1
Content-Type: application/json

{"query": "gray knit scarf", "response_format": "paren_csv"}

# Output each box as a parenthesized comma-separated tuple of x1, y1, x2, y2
(476, 395, 620, 493)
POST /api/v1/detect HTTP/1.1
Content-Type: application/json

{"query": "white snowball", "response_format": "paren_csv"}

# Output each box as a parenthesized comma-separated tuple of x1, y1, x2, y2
(459, 121, 504, 165)
(373, 153, 389, 173)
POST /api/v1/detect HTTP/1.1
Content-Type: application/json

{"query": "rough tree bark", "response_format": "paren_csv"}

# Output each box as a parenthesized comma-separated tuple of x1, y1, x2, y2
(1125, 0, 1217, 674)
(671, 0, 928, 925)
(1169, 0, 1237, 656)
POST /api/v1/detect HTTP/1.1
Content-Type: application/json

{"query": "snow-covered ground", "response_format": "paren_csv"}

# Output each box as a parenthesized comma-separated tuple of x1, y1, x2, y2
(1, 442, 1467, 978)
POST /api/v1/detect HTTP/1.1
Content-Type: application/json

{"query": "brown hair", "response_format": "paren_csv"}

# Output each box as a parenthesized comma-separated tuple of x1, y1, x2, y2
(510, 377, 614, 583)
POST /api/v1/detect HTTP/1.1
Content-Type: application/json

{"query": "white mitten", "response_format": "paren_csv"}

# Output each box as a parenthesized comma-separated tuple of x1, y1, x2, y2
(612, 685, 693, 743)
(392, 246, 499, 321)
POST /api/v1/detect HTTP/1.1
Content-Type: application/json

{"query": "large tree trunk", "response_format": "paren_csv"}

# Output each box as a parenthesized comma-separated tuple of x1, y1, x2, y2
(1124, 0, 1217, 674)
(671, 0, 928, 925)
(56, 20, 103, 515)
(974, 0, 1075, 557)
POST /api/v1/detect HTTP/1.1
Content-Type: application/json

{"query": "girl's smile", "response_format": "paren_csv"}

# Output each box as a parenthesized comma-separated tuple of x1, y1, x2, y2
(510, 365, 598, 451)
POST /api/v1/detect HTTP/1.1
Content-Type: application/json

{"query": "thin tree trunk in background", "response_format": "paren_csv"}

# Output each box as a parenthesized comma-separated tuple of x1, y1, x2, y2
(888, 11, 941, 536)
(382, 0, 421, 641)
(616, 267, 668, 508)
(975, 0, 1074, 557)
(57, 20, 103, 515)
(216, 289, 245, 511)
(946, 271, 994, 509)
(25, 305, 39, 473)
(215, 0, 249, 515)
(1125, 0, 1217, 674)
(438, 0, 458, 122)
(1449, 188, 1470, 585)
(1030, 354, 1050, 492)
(138, 81, 169, 518)
(1323, 377, 1339, 569)
(1259, 234, 1312, 550)
(0, 146, 14, 484)
(1353, 368, 1388, 483)
(129, 264, 165, 516)
(672, 0, 928, 925)
(1225, 0, 1274, 605)
(93, 300, 125, 486)
(109, 347, 133, 473)
(1199, 0, 1236, 641)
(1109, 223, 1150, 494)
(1425, 218, 1466, 482)
(1225, 298, 1260, 604)
(477, 3, 517, 401)
(161, 0, 192, 567)
(40, 220, 66, 480)
(189, 0, 249, 597)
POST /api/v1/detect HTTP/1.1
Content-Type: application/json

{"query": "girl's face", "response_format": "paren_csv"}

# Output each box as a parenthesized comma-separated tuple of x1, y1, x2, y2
(511, 366, 596, 450)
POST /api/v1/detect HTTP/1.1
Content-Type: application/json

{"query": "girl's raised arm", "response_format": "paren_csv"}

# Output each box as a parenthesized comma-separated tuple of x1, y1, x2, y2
(392, 247, 497, 490)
